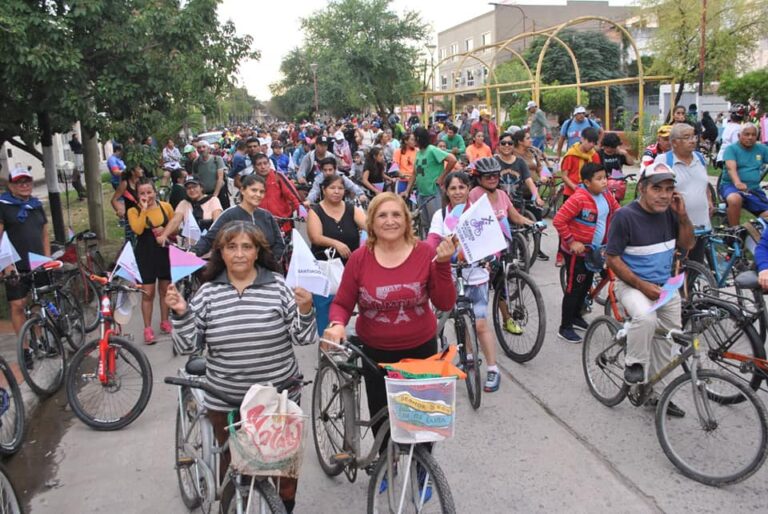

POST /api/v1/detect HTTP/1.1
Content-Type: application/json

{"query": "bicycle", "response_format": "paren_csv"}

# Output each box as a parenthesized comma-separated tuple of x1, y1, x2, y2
(65, 274, 153, 430)
(0, 354, 24, 456)
(14, 260, 85, 396)
(165, 364, 309, 514)
(539, 176, 564, 219)
(502, 175, 542, 269)
(582, 311, 768, 485)
(489, 230, 546, 363)
(311, 339, 456, 513)
(60, 230, 108, 333)
(436, 262, 484, 410)
(274, 215, 306, 272)
(0, 463, 21, 514)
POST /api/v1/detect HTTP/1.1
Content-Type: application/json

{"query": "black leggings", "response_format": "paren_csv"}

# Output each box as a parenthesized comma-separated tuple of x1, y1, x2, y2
(560, 252, 593, 330)
(360, 339, 438, 443)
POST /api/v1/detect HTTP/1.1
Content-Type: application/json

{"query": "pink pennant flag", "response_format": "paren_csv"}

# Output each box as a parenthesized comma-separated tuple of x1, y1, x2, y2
(28, 252, 53, 270)
(373, 182, 384, 192)
(444, 204, 465, 232)
(298, 205, 308, 219)
(169, 245, 207, 283)
(499, 217, 513, 241)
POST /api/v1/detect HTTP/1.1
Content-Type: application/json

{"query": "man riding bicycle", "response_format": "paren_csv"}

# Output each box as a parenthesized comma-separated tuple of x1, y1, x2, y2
(720, 124, 768, 226)
(606, 162, 695, 417)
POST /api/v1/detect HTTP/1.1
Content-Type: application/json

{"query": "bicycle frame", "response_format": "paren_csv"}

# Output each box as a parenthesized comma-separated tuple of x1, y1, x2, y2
(699, 230, 744, 288)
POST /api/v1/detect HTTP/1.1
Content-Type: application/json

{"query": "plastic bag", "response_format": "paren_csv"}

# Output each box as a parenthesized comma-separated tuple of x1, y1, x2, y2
(317, 248, 344, 296)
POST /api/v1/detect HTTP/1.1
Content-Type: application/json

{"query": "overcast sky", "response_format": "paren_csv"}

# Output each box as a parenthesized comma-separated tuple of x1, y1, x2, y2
(217, 0, 635, 100)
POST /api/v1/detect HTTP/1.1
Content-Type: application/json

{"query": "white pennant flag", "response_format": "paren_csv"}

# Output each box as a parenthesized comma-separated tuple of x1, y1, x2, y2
(0, 232, 21, 270)
(284, 229, 329, 296)
(181, 213, 202, 245)
(111, 242, 143, 283)
(454, 194, 507, 264)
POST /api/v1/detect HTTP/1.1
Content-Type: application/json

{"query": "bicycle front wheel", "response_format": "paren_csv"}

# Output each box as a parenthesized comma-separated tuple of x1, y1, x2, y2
(522, 210, 540, 270)
(367, 444, 455, 514)
(0, 358, 25, 455)
(175, 387, 202, 509)
(64, 272, 100, 333)
(66, 336, 153, 430)
(491, 269, 545, 363)
(0, 463, 22, 514)
(581, 316, 628, 407)
(17, 315, 65, 397)
(656, 369, 768, 486)
(443, 313, 481, 410)
(311, 357, 355, 477)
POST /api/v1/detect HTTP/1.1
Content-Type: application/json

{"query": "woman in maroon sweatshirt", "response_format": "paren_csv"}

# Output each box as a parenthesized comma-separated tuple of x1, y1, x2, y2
(324, 192, 457, 436)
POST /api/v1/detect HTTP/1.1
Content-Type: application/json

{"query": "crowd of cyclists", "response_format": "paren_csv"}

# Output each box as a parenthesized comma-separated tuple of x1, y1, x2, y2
(2, 98, 768, 511)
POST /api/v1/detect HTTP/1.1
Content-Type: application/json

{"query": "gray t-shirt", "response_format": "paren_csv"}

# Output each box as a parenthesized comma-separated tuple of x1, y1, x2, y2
(530, 109, 549, 138)
(192, 155, 226, 194)
(654, 152, 710, 229)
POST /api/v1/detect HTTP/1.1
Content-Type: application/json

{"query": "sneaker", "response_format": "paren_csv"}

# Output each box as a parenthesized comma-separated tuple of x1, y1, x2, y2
(624, 363, 645, 384)
(144, 327, 156, 345)
(160, 320, 172, 334)
(555, 252, 564, 267)
(536, 251, 550, 261)
(504, 319, 523, 335)
(558, 327, 582, 343)
(572, 317, 589, 331)
(645, 396, 686, 418)
(484, 370, 500, 392)
(23, 348, 34, 370)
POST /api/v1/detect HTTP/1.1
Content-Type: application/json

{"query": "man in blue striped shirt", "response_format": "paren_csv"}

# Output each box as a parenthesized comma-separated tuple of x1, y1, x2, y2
(606, 162, 695, 416)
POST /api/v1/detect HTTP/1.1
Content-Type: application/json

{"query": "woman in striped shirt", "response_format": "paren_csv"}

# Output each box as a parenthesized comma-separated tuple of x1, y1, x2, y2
(166, 220, 315, 513)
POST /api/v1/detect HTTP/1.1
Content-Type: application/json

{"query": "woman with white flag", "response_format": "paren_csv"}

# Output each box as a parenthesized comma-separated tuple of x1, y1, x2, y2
(165, 221, 315, 513)
(127, 178, 173, 344)
(323, 192, 457, 443)
(426, 171, 502, 392)
(157, 176, 222, 247)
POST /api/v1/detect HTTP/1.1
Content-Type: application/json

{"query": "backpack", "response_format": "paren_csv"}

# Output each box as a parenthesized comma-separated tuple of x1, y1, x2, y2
(664, 151, 706, 168)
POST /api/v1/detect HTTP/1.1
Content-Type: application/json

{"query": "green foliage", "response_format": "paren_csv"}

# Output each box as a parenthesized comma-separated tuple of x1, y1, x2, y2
(639, 0, 767, 92)
(490, 60, 533, 124)
(123, 143, 160, 176)
(719, 69, 768, 114)
(270, 0, 428, 118)
(541, 85, 590, 121)
(523, 30, 624, 109)
(0, 0, 258, 152)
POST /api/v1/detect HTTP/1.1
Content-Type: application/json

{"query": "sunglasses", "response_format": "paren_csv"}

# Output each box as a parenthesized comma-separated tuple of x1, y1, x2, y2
(481, 173, 500, 179)
(499, 140, 513, 146)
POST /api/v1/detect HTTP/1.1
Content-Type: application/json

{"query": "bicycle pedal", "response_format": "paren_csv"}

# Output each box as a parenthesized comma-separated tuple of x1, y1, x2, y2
(331, 452, 355, 466)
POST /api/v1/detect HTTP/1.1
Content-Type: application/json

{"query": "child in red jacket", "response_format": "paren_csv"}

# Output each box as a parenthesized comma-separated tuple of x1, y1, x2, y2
(553, 163, 621, 343)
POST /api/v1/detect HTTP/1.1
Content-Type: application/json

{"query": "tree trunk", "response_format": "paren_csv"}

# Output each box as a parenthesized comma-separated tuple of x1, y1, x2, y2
(37, 112, 65, 242)
(82, 125, 106, 240)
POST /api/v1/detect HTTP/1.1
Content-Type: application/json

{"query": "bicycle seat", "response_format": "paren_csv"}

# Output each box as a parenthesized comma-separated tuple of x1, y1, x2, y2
(735, 271, 760, 291)
(36, 284, 60, 295)
(80, 232, 98, 241)
(185, 356, 207, 376)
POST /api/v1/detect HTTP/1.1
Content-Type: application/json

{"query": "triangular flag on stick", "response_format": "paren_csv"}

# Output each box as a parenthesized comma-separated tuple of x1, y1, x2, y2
(28, 252, 53, 270)
(453, 194, 507, 264)
(443, 203, 465, 232)
(112, 242, 143, 283)
(181, 213, 201, 245)
(284, 229, 329, 296)
(169, 245, 206, 283)
(0, 233, 21, 271)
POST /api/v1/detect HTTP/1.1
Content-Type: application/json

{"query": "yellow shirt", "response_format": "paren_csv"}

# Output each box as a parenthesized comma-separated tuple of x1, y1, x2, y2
(127, 202, 174, 235)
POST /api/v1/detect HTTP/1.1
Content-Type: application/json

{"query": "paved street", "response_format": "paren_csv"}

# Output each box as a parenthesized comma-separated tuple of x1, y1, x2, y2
(4, 231, 768, 514)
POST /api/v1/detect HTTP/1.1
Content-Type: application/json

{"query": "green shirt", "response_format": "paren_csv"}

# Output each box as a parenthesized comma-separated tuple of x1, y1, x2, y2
(441, 134, 466, 154)
(415, 145, 450, 197)
(192, 155, 226, 194)
(722, 142, 768, 190)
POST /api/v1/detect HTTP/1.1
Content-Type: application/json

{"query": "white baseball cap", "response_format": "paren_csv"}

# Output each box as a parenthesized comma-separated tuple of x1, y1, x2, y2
(9, 166, 33, 182)
(573, 106, 587, 115)
(526, 101, 537, 110)
(334, 130, 345, 141)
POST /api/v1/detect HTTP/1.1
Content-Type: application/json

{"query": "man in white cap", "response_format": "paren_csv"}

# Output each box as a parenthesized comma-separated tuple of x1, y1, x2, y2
(332, 130, 352, 174)
(557, 105, 603, 160)
(605, 162, 694, 417)
(527, 101, 550, 151)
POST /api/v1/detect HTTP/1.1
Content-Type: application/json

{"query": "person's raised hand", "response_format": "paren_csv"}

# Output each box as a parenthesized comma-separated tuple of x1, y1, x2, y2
(435, 235, 457, 263)
(165, 283, 187, 315)
(321, 323, 346, 351)
(293, 287, 313, 315)
(759, 270, 768, 292)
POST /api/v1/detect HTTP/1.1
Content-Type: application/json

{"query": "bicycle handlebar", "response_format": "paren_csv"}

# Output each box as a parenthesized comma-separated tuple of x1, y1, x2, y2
(163, 375, 310, 408)
(319, 338, 382, 374)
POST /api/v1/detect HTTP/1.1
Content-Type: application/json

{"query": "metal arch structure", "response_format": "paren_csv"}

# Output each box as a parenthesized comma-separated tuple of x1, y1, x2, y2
(422, 15, 674, 148)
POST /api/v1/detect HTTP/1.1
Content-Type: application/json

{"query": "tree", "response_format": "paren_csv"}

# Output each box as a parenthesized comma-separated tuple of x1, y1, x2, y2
(271, 0, 428, 118)
(0, 0, 257, 239)
(541, 85, 590, 123)
(490, 60, 533, 122)
(719, 69, 768, 116)
(523, 30, 624, 110)
(638, 0, 768, 107)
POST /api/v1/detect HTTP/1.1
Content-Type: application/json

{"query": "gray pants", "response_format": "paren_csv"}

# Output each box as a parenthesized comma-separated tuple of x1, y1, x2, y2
(615, 279, 681, 392)
(418, 194, 442, 237)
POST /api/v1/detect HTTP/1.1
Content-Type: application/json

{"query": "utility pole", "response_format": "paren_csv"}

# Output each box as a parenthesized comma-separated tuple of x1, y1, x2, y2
(310, 63, 319, 119)
(698, 0, 707, 96)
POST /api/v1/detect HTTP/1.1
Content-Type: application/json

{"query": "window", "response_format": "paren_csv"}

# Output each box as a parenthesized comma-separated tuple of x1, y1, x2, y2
(450, 42, 459, 61)
(441, 75, 448, 90)
(466, 69, 475, 87)
(464, 38, 474, 52)
(481, 32, 492, 47)
(452, 72, 460, 88)
(439, 48, 447, 60)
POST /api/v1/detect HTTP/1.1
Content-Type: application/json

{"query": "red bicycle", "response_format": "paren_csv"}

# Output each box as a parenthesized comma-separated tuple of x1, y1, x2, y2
(64, 274, 153, 430)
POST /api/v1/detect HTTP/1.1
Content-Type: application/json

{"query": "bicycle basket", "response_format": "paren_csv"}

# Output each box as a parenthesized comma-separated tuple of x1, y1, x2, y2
(385, 376, 456, 444)
(227, 386, 306, 478)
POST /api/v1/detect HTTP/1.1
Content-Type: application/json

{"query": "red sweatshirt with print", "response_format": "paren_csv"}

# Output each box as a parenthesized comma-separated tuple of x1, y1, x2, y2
(553, 186, 620, 253)
(329, 242, 456, 350)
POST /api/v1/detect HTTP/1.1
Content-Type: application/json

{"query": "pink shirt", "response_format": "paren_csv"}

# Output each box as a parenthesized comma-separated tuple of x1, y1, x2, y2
(468, 187, 516, 220)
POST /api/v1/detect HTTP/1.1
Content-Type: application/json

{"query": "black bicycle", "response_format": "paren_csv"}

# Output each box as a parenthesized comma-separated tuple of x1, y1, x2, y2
(0, 355, 24, 456)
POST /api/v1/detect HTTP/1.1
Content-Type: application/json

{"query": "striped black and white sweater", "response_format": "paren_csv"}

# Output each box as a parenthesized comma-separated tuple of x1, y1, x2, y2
(172, 266, 317, 411)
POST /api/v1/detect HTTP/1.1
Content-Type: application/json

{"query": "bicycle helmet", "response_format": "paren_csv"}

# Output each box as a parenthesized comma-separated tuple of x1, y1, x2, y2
(473, 157, 502, 176)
